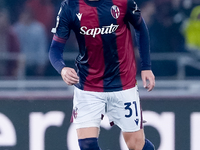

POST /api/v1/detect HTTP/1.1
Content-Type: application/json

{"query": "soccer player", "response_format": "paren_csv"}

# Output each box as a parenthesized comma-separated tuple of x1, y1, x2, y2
(49, 0, 155, 149)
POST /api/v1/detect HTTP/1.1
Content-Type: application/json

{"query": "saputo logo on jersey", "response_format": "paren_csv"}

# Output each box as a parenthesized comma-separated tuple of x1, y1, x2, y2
(80, 24, 119, 38)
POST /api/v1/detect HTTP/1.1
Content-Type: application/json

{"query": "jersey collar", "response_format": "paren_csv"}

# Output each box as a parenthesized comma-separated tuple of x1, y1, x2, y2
(83, 0, 105, 7)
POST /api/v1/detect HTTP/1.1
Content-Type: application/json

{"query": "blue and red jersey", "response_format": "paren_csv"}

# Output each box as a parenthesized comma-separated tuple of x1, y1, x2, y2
(49, 0, 151, 92)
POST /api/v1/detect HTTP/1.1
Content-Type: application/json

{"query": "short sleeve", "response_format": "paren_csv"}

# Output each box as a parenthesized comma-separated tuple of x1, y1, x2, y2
(52, 1, 72, 40)
(125, 0, 142, 29)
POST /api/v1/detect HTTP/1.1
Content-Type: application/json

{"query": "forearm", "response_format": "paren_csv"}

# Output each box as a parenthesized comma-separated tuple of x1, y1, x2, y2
(49, 38, 66, 74)
(135, 18, 151, 70)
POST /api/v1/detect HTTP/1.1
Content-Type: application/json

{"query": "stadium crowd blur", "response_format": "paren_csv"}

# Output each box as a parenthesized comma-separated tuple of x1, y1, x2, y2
(0, 0, 200, 79)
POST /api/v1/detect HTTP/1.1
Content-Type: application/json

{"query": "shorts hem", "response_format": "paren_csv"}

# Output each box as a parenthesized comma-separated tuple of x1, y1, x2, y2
(73, 119, 101, 129)
(121, 127, 141, 133)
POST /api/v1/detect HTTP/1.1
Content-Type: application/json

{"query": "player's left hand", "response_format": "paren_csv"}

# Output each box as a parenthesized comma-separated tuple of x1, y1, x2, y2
(141, 70, 155, 92)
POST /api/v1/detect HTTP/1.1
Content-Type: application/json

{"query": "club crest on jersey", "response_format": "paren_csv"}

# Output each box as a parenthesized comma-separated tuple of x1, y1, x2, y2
(111, 5, 120, 19)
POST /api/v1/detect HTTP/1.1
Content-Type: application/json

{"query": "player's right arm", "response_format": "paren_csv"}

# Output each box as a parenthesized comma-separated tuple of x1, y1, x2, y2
(49, 36, 79, 85)
(49, 1, 79, 85)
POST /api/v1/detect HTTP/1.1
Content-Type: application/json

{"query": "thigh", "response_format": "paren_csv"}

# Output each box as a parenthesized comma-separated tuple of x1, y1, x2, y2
(107, 86, 143, 132)
(77, 127, 100, 139)
(123, 129, 145, 149)
(72, 87, 106, 129)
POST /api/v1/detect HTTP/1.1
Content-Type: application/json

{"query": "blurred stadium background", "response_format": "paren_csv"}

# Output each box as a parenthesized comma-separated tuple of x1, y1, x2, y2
(0, 0, 200, 150)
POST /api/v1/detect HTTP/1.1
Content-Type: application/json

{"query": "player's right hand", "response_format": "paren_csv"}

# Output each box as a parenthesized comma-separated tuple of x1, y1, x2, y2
(61, 67, 79, 85)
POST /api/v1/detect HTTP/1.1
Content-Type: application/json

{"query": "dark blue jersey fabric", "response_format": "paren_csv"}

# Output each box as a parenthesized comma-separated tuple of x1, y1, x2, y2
(49, 0, 151, 92)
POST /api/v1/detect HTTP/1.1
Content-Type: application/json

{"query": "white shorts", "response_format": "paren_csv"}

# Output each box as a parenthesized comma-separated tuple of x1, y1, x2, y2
(72, 86, 143, 132)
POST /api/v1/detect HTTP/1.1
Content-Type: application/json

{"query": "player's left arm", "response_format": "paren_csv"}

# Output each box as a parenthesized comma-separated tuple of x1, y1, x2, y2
(126, 0, 155, 91)
(135, 19, 155, 91)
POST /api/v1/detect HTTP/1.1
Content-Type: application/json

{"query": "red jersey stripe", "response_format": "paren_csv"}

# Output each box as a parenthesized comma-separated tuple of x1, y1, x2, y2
(79, 0, 105, 92)
(113, 0, 137, 90)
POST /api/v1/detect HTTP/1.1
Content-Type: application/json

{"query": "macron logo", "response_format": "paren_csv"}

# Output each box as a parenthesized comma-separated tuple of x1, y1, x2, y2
(135, 119, 139, 126)
(76, 13, 82, 21)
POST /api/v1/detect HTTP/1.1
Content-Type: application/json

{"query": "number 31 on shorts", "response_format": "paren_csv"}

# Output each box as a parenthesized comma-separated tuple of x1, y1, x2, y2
(124, 101, 138, 118)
